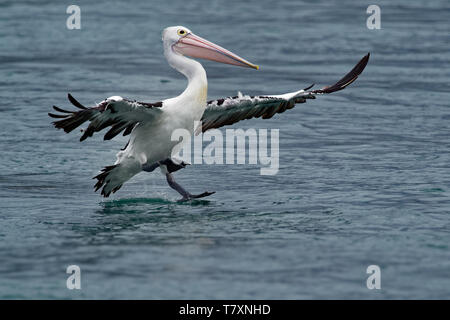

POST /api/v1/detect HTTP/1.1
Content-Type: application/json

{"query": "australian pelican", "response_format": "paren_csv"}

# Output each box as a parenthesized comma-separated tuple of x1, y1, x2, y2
(49, 26, 369, 200)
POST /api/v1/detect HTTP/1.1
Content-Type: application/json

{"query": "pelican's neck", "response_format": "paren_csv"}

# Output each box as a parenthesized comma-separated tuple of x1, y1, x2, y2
(164, 45, 207, 102)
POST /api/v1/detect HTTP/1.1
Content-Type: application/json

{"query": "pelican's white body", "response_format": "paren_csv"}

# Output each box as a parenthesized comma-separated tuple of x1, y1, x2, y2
(103, 27, 208, 194)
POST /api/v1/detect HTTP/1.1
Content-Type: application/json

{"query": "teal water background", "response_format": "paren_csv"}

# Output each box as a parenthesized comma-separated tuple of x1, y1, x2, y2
(0, 0, 449, 298)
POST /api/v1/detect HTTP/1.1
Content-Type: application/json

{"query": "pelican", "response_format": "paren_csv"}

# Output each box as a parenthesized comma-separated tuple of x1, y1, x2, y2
(49, 26, 369, 200)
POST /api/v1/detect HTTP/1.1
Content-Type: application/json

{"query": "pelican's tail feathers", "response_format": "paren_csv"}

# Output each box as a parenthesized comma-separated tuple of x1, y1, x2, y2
(93, 159, 142, 197)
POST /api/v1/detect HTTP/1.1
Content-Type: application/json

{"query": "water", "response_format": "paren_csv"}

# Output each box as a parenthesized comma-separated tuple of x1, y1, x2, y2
(0, 0, 449, 299)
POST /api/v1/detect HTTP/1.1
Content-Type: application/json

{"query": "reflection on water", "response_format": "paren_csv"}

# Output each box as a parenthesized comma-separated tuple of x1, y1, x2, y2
(101, 197, 214, 210)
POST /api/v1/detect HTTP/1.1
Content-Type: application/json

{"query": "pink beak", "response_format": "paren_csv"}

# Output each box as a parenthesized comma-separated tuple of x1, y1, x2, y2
(172, 33, 259, 70)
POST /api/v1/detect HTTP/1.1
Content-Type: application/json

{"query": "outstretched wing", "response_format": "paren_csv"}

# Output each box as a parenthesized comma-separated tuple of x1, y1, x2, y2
(199, 53, 369, 133)
(49, 95, 163, 141)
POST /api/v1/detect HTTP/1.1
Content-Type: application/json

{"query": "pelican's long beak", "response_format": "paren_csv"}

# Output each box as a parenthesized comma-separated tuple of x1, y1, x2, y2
(173, 33, 259, 70)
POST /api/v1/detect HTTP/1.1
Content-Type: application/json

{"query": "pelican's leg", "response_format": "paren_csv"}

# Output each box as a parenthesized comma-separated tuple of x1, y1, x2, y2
(165, 173, 215, 201)
(157, 158, 215, 201)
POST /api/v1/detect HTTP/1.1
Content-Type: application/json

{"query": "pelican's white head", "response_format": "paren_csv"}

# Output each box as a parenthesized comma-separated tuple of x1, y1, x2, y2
(162, 26, 259, 70)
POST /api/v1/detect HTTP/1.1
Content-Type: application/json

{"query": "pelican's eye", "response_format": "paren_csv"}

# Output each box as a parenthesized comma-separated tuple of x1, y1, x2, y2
(177, 29, 187, 36)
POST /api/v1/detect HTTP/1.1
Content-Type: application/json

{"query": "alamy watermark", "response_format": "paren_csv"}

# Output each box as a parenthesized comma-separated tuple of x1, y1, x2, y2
(366, 5, 381, 29)
(171, 121, 279, 175)
(66, 265, 81, 290)
(366, 265, 381, 289)
(66, 5, 81, 30)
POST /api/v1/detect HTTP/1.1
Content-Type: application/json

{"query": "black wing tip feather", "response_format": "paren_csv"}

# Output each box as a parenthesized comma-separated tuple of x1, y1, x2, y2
(312, 52, 370, 94)
(303, 83, 315, 91)
(49, 94, 96, 134)
(68, 93, 87, 109)
(48, 112, 69, 119)
(50, 108, 93, 133)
